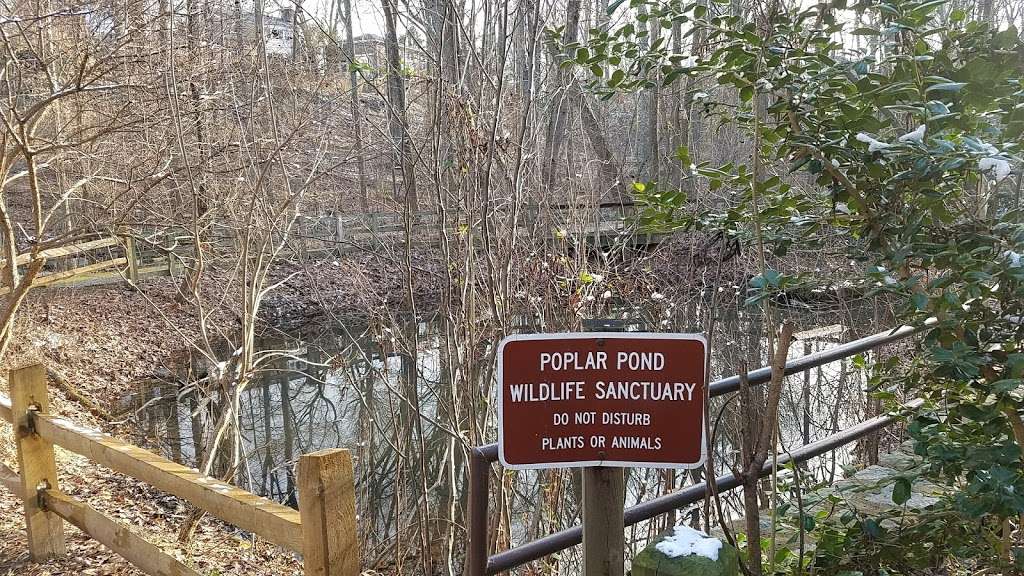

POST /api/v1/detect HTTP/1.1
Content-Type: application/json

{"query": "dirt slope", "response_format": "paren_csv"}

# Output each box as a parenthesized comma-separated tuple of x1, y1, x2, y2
(0, 280, 304, 576)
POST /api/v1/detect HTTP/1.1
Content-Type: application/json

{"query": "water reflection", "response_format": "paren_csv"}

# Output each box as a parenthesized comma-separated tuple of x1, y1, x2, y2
(121, 300, 886, 572)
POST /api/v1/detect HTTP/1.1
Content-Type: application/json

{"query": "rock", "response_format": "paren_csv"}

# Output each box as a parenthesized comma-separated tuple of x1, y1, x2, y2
(863, 482, 940, 510)
(852, 465, 899, 484)
(633, 527, 740, 576)
(878, 451, 920, 471)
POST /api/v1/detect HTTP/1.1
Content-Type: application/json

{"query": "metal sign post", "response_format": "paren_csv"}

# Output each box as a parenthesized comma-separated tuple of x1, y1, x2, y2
(496, 323, 707, 576)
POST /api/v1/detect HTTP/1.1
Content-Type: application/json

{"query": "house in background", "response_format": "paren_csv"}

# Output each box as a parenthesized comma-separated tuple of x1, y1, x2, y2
(262, 8, 296, 56)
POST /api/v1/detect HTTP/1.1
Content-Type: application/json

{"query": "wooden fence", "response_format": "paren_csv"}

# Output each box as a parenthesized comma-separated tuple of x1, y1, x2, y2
(0, 364, 358, 576)
(11, 204, 651, 291)
(289, 203, 647, 256)
(0, 232, 187, 294)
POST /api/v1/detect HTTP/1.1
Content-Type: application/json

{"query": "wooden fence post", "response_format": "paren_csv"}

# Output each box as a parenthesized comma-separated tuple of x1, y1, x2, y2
(299, 448, 359, 576)
(335, 215, 345, 254)
(125, 236, 139, 284)
(583, 467, 625, 576)
(165, 231, 175, 277)
(581, 319, 626, 576)
(297, 216, 309, 261)
(10, 364, 66, 560)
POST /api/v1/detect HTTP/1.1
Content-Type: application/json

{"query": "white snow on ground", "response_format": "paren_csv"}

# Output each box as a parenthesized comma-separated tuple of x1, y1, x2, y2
(655, 524, 723, 561)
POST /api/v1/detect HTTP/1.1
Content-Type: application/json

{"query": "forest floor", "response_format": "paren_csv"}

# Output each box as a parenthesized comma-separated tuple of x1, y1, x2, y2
(0, 279, 311, 576)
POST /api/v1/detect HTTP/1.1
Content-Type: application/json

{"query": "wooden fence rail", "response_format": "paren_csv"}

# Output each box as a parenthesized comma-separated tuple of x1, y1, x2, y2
(0, 232, 182, 294)
(0, 364, 358, 576)
(9, 205, 651, 292)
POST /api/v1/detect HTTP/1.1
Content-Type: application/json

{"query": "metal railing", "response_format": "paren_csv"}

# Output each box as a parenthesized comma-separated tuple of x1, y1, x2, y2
(468, 322, 928, 575)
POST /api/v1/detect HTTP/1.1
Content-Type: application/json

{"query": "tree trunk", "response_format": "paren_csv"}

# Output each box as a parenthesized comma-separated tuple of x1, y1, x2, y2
(743, 476, 763, 576)
(382, 0, 418, 211)
(735, 322, 795, 576)
(540, 0, 582, 189)
(643, 12, 660, 182)
(343, 0, 369, 212)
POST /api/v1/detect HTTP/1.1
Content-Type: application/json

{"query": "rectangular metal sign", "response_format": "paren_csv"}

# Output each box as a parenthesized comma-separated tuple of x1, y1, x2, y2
(497, 332, 707, 470)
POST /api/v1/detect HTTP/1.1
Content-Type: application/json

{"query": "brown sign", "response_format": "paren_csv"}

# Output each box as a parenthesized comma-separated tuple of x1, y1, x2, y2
(497, 333, 707, 469)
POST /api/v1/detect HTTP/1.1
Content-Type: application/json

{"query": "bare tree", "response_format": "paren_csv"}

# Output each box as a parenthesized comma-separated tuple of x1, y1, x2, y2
(381, 0, 418, 211)
(0, 6, 161, 358)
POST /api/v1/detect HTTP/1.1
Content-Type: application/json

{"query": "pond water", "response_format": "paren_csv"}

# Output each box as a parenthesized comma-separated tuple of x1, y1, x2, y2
(119, 298, 890, 572)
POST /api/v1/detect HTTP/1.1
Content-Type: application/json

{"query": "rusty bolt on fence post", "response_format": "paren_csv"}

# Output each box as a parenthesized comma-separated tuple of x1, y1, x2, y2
(10, 364, 66, 560)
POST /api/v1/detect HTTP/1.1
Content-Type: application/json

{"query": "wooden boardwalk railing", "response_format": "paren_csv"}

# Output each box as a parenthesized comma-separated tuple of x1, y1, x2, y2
(1, 232, 184, 293)
(0, 364, 358, 576)
(12, 204, 655, 292)
(290, 203, 650, 256)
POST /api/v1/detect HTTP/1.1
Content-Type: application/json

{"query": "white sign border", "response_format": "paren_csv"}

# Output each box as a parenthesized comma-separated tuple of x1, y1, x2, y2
(496, 331, 708, 471)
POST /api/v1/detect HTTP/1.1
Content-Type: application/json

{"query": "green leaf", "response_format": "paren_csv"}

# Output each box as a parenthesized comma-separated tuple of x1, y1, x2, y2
(774, 547, 793, 564)
(910, 0, 947, 16)
(851, 27, 879, 35)
(992, 379, 1022, 393)
(862, 518, 882, 538)
(1007, 354, 1024, 378)
(663, 68, 686, 86)
(609, 69, 625, 87)
(590, 63, 604, 77)
(892, 477, 912, 505)
(925, 82, 967, 94)
(912, 292, 928, 311)
(676, 146, 691, 166)
(802, 514, 816, 531)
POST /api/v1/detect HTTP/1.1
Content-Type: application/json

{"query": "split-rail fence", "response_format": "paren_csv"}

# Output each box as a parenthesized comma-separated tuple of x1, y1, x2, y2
(0, 363, 359, 576)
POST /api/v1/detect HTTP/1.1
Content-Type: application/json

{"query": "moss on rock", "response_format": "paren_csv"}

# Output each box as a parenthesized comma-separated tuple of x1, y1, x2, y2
(632, 530, 740, 576)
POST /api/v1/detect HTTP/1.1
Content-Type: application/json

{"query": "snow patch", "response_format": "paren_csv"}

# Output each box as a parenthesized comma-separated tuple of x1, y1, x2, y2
(1005, 251, 1022, 268)
(979, 157, 1012, 182)
(655, 524, 723, 561)
(897, 124, 926, 144)
(855, 133, 890, 152)
(971, 140, 1000, 155)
